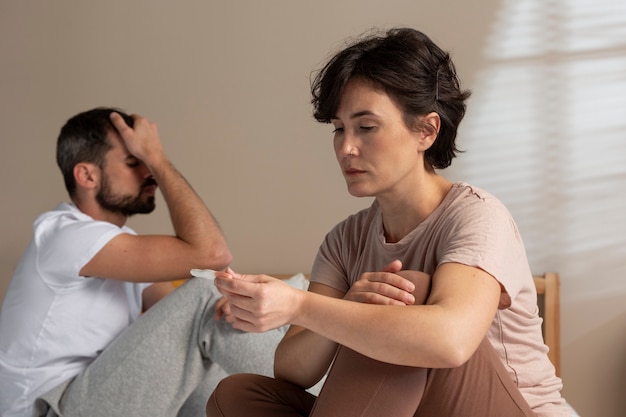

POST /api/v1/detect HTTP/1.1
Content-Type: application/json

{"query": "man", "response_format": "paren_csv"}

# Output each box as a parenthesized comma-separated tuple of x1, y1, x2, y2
(0, 108, 282, 417)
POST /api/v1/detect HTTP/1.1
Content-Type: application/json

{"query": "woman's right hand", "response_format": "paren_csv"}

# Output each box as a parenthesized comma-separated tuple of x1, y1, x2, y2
(213, 269, 303, 333)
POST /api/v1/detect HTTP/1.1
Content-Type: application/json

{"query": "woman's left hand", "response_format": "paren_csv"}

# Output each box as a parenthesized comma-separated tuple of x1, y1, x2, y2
(344, 260, 421, 305)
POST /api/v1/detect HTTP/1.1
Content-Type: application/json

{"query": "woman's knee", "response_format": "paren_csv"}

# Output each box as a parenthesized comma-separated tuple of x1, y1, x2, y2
(207, 374, 260, 416)
(207, 373, 315, 417)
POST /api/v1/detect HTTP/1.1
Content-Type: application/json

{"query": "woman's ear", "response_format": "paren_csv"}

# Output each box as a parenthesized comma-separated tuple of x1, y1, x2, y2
(73, 162, 99, 191)
(419, 112, 441, 150)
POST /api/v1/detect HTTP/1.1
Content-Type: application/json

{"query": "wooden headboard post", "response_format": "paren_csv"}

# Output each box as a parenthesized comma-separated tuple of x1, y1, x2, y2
(533, 272, 561, 377)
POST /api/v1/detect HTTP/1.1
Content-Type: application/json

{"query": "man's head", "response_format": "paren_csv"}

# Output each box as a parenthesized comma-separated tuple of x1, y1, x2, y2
(57, 107, 157, 216)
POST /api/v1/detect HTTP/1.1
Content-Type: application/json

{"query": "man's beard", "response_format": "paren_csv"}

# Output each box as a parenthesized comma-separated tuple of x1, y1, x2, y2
(96, 175, 157, 217)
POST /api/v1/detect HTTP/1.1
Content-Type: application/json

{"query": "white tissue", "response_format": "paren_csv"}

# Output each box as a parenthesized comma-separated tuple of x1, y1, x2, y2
(190, 269, 216, 280)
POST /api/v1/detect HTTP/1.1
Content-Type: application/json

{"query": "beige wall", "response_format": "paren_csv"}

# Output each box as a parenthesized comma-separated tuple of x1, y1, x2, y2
(2, 1, 625, 416)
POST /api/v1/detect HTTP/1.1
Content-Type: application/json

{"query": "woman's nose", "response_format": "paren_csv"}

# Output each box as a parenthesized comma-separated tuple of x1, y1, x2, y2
(339, 137, 358, 158)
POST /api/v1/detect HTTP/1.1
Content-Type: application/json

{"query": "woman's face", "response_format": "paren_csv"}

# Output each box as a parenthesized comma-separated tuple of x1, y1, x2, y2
(331, 78, 429, 199)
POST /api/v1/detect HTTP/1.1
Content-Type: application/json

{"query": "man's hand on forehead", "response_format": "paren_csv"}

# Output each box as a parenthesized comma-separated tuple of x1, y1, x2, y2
(109, 112, 165, 167)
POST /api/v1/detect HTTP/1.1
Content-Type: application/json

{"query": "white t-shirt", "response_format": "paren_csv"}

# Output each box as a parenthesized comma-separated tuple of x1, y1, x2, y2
(0, 203, 150, 417)
(311, 182, 569, 417)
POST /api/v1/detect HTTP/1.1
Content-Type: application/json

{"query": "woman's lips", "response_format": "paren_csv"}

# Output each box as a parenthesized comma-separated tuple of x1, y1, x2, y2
(344, 167, 365, 176)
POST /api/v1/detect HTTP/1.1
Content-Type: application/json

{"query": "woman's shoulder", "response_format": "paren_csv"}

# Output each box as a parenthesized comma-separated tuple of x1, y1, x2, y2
(430, 182, 515, 234)
(445, 182, 510, 214)
(449, 182, 502, 203)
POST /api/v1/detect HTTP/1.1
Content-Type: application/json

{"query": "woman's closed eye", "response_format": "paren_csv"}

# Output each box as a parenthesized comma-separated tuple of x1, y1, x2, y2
(332, 124, 376, 135)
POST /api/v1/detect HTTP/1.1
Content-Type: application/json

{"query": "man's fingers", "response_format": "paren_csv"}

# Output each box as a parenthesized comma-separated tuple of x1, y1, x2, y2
(109, 112, 131, 134)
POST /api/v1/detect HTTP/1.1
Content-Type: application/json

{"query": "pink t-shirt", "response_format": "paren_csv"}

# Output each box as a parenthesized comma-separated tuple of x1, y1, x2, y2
(311, 182, 568, 416)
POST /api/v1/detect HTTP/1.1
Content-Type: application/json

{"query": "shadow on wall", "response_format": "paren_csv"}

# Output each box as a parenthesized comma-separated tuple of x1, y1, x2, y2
(445, 1, 626, 416)
(564, 311, 626, 415)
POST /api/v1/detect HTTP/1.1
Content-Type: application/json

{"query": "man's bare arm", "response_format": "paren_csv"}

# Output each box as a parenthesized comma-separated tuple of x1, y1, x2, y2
(80, 113, 232, 282)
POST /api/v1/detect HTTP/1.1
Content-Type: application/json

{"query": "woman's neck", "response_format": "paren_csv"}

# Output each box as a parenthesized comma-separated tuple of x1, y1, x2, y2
(378, 173, 452, 243)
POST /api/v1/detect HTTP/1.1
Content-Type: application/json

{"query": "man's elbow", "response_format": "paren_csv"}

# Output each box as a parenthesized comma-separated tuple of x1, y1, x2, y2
(218, 249, 233, 269)
(207, 246, 233, 270)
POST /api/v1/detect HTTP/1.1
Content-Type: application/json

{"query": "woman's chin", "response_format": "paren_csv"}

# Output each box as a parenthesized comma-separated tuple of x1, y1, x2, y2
(346, 185, 374, 198)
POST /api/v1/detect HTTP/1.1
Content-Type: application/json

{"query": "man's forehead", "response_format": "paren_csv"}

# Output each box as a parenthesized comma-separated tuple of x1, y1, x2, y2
(105, 129, 131, 158)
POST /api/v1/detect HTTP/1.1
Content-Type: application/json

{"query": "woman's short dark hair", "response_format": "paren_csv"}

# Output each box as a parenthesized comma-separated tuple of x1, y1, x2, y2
(56, 107, 134, 196)
(311, 28, 471, 169)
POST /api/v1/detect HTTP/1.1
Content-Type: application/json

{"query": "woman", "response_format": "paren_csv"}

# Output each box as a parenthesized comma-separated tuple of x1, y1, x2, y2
(208, 28, 569, 417)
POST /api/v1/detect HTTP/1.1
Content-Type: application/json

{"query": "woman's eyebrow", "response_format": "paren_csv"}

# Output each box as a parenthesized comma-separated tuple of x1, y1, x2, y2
(332, 110, 378, 120)
(350, 110, 377, 118)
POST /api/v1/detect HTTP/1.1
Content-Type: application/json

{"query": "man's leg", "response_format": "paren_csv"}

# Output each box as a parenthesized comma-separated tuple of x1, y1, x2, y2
(39, 278, 282, 417)
(176, 363, 229, 417)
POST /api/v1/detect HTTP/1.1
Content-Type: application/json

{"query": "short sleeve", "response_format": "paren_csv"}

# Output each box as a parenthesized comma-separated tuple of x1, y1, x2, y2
(34, 208, 129, 288)
(311, 224, 351, 292)
(437, 191, 530, 308)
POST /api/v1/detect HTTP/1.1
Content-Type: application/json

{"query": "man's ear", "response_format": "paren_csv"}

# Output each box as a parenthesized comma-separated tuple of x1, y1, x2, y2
(73, 162, 99, 190)
(418, 112, 441, 151)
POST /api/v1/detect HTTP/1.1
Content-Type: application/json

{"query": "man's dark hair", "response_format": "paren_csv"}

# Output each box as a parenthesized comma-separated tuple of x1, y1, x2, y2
(311, 28, 471, 169)
(56, 107, 133, 196)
